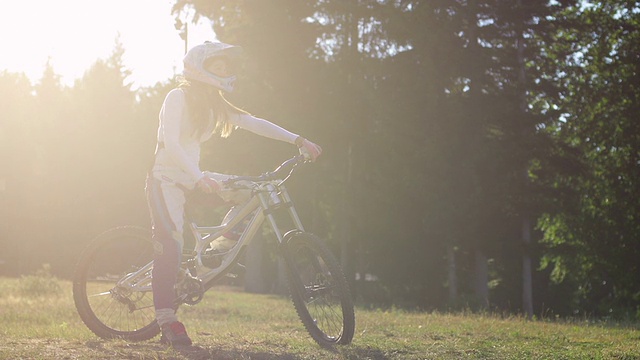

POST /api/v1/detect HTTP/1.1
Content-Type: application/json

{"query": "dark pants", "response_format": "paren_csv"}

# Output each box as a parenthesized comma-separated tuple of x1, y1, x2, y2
(146, 175, 184, 311)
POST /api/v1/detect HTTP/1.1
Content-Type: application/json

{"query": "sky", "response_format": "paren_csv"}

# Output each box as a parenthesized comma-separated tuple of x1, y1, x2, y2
(0, 0, 216, 89)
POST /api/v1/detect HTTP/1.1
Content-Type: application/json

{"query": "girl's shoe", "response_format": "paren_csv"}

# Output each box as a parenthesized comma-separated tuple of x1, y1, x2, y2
(160, 321, 192, 346)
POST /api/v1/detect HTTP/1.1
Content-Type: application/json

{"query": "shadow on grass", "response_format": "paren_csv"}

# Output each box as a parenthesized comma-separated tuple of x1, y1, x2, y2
(176, 346, 393, 360)
(85, 340, 393, 360)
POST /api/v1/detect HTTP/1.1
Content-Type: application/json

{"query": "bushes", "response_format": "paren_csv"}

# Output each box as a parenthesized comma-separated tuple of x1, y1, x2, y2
(18, 264, 62, 297)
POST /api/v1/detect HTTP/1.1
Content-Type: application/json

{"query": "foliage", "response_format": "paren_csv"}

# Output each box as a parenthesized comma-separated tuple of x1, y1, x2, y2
(1, 0, 639, 318)
(17, 264, 62, 297)
(172, 0, 576, 311)
(534, 0, 640, 318)
(0, 38, 155, 278)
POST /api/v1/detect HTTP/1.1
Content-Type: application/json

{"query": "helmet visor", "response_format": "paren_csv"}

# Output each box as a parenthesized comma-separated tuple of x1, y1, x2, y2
(204, 56, 235, 77)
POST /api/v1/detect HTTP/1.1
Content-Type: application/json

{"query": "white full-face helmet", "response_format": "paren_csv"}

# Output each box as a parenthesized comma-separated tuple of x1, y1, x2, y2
(183, 41, 242, 92)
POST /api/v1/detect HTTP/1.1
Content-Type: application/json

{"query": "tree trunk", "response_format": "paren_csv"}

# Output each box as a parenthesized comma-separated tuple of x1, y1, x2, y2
(447, 245, 458, 304)
(474, 250, 489, 308)
(340, 7, 360, 292)
(274, 257, 288, 295)
(468, 0, 489, 308)
(516, 0, 534, 319)
(521, 216, 533, 317)
(244, 231, 268, 294)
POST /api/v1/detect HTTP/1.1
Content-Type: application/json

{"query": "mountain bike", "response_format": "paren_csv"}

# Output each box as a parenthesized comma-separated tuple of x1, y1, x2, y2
(72, 155, 355, 347)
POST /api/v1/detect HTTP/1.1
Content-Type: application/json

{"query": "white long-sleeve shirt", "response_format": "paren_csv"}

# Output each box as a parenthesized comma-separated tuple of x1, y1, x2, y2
(152, 88, 298, 187)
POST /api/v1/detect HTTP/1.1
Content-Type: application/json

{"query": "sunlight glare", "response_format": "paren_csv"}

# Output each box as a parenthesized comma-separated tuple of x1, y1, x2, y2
(0, 0, 216, 88)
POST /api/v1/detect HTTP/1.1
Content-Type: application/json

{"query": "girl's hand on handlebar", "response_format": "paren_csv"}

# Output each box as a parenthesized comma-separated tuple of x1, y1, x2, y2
(197, 176, 221, 194)
(297, 137, 323, 162)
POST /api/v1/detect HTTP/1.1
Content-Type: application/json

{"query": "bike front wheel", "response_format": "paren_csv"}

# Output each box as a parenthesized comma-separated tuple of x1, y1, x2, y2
(283, 231, 355, 346)
(73, 226, 159, 341)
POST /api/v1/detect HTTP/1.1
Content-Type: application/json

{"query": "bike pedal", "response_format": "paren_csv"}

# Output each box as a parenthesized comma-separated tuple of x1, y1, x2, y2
(224, 263, 246, 279)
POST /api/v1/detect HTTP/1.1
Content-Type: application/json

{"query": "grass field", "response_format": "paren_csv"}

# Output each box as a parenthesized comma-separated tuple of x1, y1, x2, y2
(0, 275, 639, 359)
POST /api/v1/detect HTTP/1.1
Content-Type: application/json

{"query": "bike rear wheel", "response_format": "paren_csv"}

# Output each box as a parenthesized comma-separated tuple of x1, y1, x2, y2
(283, 231, 355, 346)
(73, 226, 159, 341)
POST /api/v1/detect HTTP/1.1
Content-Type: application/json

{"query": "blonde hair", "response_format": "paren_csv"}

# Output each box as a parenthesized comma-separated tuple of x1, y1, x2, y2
(177, 77, 248, 139)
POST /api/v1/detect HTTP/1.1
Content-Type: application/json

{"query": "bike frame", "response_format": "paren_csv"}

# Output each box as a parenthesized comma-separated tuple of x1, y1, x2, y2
(191, 179, 305, 284)
(115, 178, 305, 294)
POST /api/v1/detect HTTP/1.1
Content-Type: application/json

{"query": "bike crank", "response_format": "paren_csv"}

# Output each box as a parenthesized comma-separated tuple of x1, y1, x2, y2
(176, 276, 204, 305)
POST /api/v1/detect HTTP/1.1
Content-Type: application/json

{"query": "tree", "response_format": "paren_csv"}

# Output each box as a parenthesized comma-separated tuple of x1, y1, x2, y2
(170, 0, 533, 309)
(173, 0, 335, 293)
(12, 38, 154, 276)
(0, 70, 36, 275)
(535, 1, 640, 317)
(164, 0, 640, 316)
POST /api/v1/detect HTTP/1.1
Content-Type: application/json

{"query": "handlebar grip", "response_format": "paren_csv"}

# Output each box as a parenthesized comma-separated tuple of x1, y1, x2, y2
(299, 146, 312, 161)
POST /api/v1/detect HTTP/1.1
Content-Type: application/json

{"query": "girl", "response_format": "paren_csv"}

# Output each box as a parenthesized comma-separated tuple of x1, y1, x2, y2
(146, 41, 322, 346)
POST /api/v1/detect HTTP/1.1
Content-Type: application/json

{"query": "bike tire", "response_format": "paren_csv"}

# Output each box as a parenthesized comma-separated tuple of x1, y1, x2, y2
(282, 231, 355, 346)
(73, 226, 160, 341)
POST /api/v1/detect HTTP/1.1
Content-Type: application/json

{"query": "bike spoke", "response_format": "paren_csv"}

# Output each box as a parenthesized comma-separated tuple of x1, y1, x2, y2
(74, 227, 159, 339)
(88, 290, 113, 297)
(286, 233, 355, 345)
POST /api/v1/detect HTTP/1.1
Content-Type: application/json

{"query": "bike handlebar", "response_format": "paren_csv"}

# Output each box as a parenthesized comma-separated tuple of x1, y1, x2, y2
(222, 155, 307, 187)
